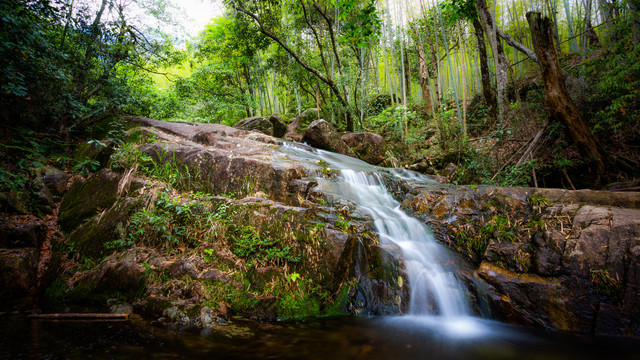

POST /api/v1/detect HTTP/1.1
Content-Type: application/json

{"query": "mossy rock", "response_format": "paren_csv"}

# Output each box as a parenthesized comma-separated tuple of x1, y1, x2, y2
(69, 197, 145, 260)
(59, 169, 122, 232)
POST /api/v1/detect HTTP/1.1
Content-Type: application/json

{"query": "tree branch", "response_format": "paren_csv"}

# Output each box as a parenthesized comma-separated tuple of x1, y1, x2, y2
(312, 2, 343, 74)
(300, 0, 329, 74)
(229, 0, 349, 110)
(496, 27, 538, 63)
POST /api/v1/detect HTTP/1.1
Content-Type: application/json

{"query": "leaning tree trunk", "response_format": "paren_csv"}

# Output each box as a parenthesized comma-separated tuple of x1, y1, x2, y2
(526, 12, 606, 185)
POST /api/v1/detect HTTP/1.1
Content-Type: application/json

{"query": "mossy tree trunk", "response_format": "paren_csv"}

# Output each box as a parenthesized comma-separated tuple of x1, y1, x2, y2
(526, 12, 606, 186)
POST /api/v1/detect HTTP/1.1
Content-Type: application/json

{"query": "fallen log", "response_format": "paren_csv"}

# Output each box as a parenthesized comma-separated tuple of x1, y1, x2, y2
(29, 313, 130, 320)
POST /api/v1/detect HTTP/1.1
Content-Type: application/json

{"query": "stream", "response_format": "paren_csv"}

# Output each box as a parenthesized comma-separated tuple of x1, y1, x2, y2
(2, 142, 639, 359)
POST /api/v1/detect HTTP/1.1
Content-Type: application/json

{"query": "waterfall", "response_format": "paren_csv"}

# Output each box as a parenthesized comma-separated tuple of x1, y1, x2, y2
(337, 170, 468, 317)
(278, 142, 470, 317)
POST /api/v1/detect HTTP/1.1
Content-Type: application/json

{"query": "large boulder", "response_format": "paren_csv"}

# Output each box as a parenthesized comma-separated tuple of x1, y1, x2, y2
(342, 132, 386, 165)
(58, 169, 123, 232)
(285, 108, 319, 142)
(302, 120, 356, 157)
(233, 116, 274, 136)
(35, 166, 70, 200)
(269, 113, 287, 138)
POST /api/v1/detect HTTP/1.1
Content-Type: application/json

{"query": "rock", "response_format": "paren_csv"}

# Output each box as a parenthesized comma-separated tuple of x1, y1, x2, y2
(109, 303, 134, 315)
(0, 248, 39, 298)
(35, 166, 70, 199)
(73, 139, 114, 169)
(269, 113, 287, 138)
(0, 215, 47, 248)
(66, 248, 152, 302)
(68, 196, 143, 259)
(233, 116, 274, 136)
(322, 228, 349, 273)
(140, 142, 303, 202)
(478, 261, 598, 331)
(285, 108, 319, 142)
(168, 259, 199, 278)
(0, 191, 30, 215)
(58, 169, 123, 232)
(531, 230, 565, 276)
(341, 132, 386, 165)
(440, 163, 458, 179)
(406, 184, 640, 335)
(562, 206, 640, 280)
(302, 120, 356, 157)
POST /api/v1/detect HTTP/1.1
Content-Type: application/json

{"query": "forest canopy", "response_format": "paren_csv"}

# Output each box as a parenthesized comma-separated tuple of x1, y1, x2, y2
(1, 0, 639, 189)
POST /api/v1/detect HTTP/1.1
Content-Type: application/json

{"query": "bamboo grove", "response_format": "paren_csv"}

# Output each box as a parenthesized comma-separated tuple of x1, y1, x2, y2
(175, 0, 637, 132)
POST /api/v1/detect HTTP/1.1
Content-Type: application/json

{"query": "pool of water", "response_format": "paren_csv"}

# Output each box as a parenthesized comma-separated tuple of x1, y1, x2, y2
(2, 313, 638, 360)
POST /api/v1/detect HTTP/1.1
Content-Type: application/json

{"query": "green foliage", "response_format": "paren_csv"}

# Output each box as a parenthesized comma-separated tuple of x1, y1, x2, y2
(527, 193, 551, 212)
(439, 0, 477, 24)
(366, 105, 417, 144)
(590, 268, 623, 302)
(493, 160, 537, 187)
(335, 214, 351, 231)
(0, 0, 183, 133)
(72, 157, 101, 175)
(333, 0, 382, 48)
(451, 214, 519, 262)
(0, 168, 28, 192)
(232, 225, 300, 267)
(274, 276, 326, 319)
(435, 109, 466, 155)
(110, 141, 201, 191)
(117, 191, 212, 250)
(583, 16, 640, 134)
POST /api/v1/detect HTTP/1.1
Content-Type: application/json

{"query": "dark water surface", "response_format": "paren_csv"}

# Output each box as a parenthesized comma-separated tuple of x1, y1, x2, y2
(1, 313, 638, 360)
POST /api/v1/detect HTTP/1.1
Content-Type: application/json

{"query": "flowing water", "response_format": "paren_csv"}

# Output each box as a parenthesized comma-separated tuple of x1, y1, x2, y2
(278, 142, 470, 319)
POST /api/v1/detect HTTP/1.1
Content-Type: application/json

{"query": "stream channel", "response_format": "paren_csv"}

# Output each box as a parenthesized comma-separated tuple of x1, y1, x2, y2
(2, 142, 639, 359)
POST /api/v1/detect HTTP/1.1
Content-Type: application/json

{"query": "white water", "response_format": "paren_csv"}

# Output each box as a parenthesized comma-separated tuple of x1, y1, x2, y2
(337, 169, 468, 316)
(277, 142, 469, 317)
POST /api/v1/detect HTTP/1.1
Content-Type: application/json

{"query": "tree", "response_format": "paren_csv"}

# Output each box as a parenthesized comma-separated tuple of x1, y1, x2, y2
(527, 12, 606, 184)
(226, 0, 381, 131)
(0, 0, 181, 134)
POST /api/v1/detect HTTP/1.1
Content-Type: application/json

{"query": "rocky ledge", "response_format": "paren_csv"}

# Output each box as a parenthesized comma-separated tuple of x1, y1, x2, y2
(0, 117, 409, 329)
(404, 185, 640, 335)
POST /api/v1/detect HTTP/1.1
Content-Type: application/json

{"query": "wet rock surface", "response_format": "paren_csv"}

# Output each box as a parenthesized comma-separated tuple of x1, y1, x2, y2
(405, 184, 640, 335)
(4, 116, 640, 337)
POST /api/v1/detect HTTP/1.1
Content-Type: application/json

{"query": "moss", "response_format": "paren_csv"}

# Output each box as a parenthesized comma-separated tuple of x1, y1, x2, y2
(590, 268, 623, 303)
(58, 169, 122, 232)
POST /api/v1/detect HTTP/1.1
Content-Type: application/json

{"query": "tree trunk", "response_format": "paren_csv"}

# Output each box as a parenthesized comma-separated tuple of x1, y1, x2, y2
(476, 0, 509, 125)
(526, 12, 606, 185)
(413, 27, 433, 114)
(472, 19, 497, 123)
(419, 0, 440, 111)
(403, 47, 411, 100)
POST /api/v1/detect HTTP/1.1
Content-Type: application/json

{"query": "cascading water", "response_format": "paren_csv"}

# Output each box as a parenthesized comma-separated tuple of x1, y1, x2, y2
(277, 142, 470, 318)
(338, 170, 468, 316)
